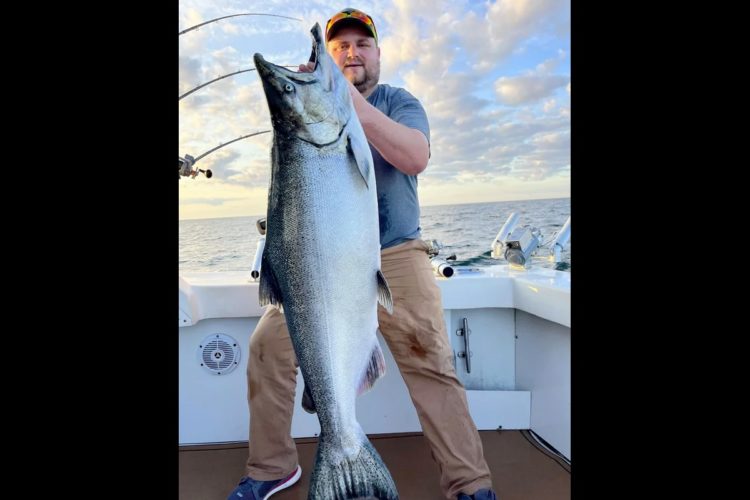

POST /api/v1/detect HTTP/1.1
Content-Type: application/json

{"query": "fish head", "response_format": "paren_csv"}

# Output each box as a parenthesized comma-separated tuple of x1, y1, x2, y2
(254, 23, 351, 145)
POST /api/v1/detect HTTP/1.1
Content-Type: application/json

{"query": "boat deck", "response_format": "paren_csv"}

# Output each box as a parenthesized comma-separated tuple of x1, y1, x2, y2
(179, 430, 570, 499)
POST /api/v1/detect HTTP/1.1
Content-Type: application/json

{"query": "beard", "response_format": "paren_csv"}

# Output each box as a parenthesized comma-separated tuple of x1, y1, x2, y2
(345, 59, 380, 95)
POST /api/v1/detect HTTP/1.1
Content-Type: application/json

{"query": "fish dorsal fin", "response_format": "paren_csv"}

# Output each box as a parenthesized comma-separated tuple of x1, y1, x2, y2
(347, 126, 372, 189)
(259, 254, 284, 312)
(376, 270, 393, 314)
(357, 342, 386, 395)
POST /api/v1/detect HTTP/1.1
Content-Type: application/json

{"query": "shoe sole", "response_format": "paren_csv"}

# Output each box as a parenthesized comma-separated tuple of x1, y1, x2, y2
(264, 465, 302, 500)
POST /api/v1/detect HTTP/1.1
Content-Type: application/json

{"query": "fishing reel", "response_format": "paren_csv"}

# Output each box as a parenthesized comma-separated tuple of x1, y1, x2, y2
(179, 154, 213, 179)
(425, 239, 456, 278)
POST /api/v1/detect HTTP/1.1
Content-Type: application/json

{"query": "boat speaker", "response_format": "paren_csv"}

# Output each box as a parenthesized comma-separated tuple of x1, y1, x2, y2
(197, 333, 241, 375)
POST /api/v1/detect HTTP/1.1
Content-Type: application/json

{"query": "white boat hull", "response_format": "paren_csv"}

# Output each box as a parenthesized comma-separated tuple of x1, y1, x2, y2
(179, 265, 570, 459)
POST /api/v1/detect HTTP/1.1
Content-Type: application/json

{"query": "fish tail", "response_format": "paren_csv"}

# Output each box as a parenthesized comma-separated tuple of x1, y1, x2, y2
(308, 432, 398, 500)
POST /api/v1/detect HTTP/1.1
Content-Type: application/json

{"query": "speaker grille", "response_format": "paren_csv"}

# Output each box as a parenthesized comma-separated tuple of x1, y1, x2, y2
(197, 333, 241, 375)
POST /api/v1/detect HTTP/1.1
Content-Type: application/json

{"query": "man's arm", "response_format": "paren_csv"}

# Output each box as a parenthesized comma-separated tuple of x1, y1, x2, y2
(298, 62, 429, 175)
(347, 81, 429, 176)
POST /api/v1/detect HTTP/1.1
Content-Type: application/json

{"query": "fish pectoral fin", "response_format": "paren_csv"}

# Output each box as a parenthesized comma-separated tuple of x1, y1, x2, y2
(259, 254, 284, 311)
(357, 342, 387, 395)
(302, 382, 316, 414)
(347, 129, 372, 189)
(376, 270, 393, 315)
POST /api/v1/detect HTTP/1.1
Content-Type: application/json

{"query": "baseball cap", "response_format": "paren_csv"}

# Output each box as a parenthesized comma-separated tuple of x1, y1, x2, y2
(325, 7, 378, 45)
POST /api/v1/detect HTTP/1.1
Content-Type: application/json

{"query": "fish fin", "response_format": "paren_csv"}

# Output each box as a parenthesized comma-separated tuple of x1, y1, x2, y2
(357, 342, 387, 395)
(309, 430, 399, 500)
(301, 382, 316, 414)
(377, 270, 394, 315)
(259, 254, 283, 311)
(306, 343, 384, 411)
(347, 129, 372, 189)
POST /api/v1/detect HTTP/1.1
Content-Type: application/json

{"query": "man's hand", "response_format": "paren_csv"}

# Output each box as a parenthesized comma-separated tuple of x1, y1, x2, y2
(298, 62, 366, 118)
(298, 62, 315, 73)
(345, 79, 370, 117)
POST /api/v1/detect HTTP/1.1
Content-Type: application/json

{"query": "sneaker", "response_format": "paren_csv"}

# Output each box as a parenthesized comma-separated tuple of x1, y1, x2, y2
(227, 465, 302, 500)
(457, 488, 498, 500)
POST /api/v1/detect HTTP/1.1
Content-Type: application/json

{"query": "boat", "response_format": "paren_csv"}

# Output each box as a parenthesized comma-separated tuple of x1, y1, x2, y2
(178, 216, 571, 499)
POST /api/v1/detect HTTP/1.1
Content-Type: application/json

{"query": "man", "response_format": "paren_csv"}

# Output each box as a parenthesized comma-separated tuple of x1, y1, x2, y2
(228, 7, 497, 500)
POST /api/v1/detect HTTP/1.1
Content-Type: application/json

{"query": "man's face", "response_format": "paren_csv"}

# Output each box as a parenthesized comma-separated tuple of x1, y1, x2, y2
(327, 26, 381, 94)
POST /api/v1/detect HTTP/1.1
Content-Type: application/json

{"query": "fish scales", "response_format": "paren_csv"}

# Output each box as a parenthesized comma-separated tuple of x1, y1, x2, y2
(254, 22, 398, 500)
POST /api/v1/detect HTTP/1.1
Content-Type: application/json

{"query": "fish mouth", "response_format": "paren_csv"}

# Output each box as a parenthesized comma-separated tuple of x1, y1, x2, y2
(307, 25, 320, 71)
(253, 23, 322, 82)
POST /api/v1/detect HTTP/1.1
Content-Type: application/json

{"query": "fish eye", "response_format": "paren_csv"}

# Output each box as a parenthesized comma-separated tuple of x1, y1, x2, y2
(284, 83, 294, 92)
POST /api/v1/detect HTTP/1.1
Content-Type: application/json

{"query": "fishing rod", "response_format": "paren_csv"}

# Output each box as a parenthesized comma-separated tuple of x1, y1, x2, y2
(179, 13, 302, 36)
(179, 66, 298, 101)
(178, 131, 270, 179)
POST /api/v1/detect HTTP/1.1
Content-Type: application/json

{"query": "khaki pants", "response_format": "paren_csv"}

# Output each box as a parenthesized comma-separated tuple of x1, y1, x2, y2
(244, 239, 492, 499)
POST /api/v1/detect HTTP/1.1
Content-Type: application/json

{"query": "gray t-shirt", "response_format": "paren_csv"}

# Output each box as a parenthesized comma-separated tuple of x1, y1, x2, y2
(366, 84, 431, 249)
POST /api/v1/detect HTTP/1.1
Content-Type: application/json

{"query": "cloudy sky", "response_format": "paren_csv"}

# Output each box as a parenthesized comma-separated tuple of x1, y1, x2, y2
(179, 0, 570, 220)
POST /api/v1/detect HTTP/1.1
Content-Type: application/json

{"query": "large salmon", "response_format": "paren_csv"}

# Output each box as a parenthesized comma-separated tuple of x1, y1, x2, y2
(253, 23, 398, 500)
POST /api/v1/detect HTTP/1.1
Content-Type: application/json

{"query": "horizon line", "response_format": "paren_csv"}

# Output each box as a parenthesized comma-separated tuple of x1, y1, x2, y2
(179, 195, 571, 222)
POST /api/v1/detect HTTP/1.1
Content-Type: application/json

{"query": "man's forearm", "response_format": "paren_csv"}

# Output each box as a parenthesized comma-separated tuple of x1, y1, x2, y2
(351, 86, 429, 176)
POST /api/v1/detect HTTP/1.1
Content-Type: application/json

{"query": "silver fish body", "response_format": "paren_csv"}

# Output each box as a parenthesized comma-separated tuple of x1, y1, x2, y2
(254, 23, 398, 500)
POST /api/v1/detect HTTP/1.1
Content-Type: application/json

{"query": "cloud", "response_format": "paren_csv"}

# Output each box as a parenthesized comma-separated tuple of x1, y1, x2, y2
(179, 0, 570, 219)
(461, 0, 570, 72)
(372, 0, 570, 187)
(495, 74, 568, 105)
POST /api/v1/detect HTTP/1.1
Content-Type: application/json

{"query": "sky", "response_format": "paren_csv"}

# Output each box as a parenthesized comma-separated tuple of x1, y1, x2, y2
(179, 0, 570, 220)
